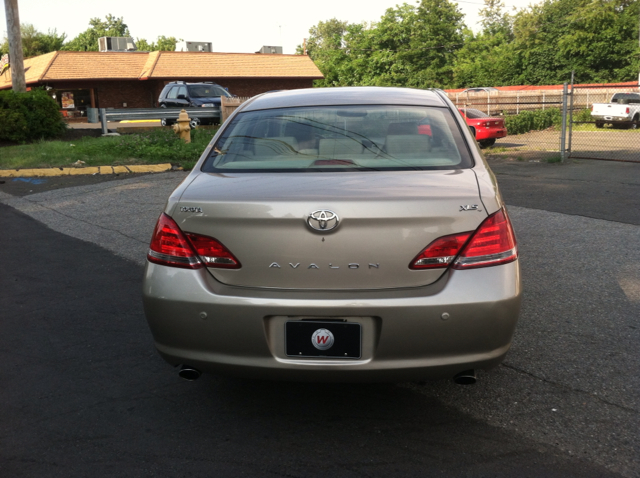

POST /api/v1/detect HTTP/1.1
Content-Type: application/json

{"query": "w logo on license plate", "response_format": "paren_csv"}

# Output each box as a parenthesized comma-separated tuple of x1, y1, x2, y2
(311, 329, 335, 350)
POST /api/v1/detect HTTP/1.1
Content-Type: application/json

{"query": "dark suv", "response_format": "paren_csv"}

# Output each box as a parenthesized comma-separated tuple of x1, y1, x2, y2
(158, 81, 233, 126)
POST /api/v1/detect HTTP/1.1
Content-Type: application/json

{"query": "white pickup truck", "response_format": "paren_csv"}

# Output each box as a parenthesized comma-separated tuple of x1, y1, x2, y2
(591, 92, 640, 129)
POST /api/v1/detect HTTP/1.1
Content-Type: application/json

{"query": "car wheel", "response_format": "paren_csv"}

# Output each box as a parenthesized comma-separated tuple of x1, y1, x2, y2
(161, 118, 167, 127)
(469, 126, 476, 138)
(595, 121, 604, 128)
(479, 139, 496, 148)
(190, 118, 200, 129)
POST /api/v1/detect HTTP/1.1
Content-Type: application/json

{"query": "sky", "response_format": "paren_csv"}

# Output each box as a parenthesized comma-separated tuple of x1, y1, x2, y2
(2, 0, 535, 55)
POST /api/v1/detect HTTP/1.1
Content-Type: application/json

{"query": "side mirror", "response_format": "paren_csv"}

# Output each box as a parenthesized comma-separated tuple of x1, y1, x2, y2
(177, 94, 187, 100)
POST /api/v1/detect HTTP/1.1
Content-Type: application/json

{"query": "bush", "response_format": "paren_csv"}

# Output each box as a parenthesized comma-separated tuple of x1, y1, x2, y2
(0, 88, 66, 143)
(503, 108, 562, 135)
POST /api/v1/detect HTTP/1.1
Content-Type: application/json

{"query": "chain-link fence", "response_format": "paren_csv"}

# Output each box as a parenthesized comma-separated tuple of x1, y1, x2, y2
(568, 85, 640, 163)
(445, 84, 640, 163)
(447, 89, 563, 161)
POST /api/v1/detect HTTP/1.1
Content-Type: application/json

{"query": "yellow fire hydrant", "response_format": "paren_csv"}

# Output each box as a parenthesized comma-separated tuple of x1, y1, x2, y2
(172, 109, 191, 143)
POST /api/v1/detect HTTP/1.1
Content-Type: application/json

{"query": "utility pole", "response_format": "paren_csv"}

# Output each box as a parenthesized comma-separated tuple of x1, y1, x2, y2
(3, 0, 26, 92)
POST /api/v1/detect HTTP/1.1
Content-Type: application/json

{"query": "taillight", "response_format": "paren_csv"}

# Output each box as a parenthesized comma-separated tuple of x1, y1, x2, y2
(453, 209, 517, 269)
(409, 208, 517, 271)
(484, 121, 492, 127)
(409, 232, 472, 269)
(147, 213, 240, 269)
(626, 107, 630, 114)
(184, 232, 241, 269)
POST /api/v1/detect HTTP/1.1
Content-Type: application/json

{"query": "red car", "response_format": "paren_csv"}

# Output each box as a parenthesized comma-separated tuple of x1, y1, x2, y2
(458, 108, 507, 148)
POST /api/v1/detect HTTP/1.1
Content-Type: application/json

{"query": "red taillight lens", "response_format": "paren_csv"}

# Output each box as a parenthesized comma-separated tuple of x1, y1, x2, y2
(626, 107, 630, 114)
(147, 213, 240, 269)
(409, 232, 472, 269)
(148, 213, 202, 269)
(185, 232, 241, 269)
(453, 208, 517, 269)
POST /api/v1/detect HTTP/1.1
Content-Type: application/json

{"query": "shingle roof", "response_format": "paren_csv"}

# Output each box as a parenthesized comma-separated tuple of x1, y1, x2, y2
(144, 52, 324, 79)
(0, 51, 323, 89)
(0, 51, 57, 88)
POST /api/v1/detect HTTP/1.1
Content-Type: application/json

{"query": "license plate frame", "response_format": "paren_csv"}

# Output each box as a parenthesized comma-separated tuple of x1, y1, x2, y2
(285, 320, 362, 359)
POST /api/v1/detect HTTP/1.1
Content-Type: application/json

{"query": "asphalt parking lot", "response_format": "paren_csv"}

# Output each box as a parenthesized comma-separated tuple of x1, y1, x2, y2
(0, 158, 638, 477)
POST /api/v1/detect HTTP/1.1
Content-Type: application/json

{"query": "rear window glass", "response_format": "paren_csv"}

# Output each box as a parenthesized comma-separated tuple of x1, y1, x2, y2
(460, 108, 488, 119)
(189, 85, 231, 98)
(201, 105, 473, 172)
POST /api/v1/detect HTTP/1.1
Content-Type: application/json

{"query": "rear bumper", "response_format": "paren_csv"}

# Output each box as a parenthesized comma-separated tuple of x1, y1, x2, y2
(142, 261, 521, 382)
(476, 128, 507, 141)
(591, 114, 633, 123)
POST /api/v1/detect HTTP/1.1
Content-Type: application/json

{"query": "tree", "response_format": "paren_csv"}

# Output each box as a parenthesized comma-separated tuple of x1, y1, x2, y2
(136, 35, 179, 51)
(510, 0, 640, 84)
(0, 24, 66, 58)
(452, 0, 517, 87)
(63, 14, 130, 51)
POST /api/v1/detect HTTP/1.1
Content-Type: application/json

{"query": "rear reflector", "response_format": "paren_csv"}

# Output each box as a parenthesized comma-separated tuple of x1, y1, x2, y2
(409, 208, 517, 271)
(409, 232, 472, 269)
(453, 208, 517, 269)
(184, 232, 241, 269)
(148, 213, 240, 269)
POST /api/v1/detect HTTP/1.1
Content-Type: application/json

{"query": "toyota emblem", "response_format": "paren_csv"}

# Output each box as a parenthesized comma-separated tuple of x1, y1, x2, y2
(307, 209, 339, 232)
(311, 329, 335, 350)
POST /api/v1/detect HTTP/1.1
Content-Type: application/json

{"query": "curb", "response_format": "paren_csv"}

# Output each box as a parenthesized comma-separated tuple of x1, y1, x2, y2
(0, 163, 173, 178)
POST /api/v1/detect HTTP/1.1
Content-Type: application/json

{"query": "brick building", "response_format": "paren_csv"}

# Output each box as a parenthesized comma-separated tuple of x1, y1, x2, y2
(0, 51, 324, 117)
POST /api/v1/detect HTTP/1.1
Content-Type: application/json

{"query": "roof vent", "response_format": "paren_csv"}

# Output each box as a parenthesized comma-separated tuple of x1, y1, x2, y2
(98, 37, 137, 52)
(259, 45, 283, 54)
(175, 41, 213, 52)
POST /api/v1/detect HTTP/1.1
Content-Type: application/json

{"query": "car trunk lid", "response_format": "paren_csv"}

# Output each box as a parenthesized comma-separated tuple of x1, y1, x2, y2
(172, 171, 487, 290)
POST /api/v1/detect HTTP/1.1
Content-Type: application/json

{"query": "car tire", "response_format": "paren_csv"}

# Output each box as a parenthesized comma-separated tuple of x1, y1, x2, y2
(479, 139, 496, 148)
(190, 118, 200, 129)
(595, 121, 604, 128)
(161, 118, 167, 127)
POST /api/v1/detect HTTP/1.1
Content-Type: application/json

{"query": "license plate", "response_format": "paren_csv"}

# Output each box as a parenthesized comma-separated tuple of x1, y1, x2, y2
(285, 321, 361, 358)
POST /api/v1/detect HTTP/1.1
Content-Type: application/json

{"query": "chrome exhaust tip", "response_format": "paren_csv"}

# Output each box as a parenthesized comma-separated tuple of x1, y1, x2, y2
(178, 366, 201, 381)
(453, 369, 476, 385)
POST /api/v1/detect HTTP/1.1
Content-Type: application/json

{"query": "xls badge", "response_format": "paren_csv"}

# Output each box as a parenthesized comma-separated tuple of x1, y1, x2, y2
(311, 329, 335, 350)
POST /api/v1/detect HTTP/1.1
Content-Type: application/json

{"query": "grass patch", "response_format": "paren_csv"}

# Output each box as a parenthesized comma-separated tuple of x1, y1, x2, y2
(546, 155, 562, 163)
(0, 127, 219, 171)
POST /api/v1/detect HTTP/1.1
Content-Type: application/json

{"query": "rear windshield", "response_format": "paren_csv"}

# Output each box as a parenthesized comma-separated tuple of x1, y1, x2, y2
(460, 108, 488, 119)
(201, 105, 473, 172)
(611, 93, 640, 104)
(189, 85, 231, 98)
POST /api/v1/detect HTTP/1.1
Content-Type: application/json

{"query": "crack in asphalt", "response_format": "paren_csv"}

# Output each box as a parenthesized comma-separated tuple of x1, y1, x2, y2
(501, 363, 639, 414)
(15, 195, 148, 245)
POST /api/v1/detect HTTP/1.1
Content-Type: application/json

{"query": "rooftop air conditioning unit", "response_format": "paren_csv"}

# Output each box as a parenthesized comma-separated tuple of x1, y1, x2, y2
(98, 37, 137, 52)
(259, 45, 283, 54)
(175, 41, 213, 52)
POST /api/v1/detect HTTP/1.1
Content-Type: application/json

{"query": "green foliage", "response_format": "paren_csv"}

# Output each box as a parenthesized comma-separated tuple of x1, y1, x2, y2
(107, 128, 216, 164)
(0, 24, 66, 58)
(503, 108, 562, 135)
(136, 35, 179, 51)
(63, 14, 129, 52)
(0, 127, 218, 171)
(300, 0, 640, 89)
(572, 108, 592, 123)
(0, 89, 66, 143)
